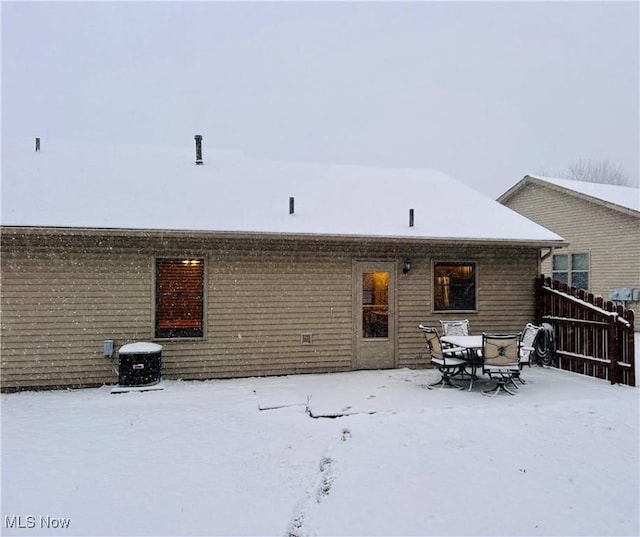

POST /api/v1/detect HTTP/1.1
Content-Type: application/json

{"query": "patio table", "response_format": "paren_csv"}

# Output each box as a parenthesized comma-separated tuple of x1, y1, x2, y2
(440, 335, 484, 390)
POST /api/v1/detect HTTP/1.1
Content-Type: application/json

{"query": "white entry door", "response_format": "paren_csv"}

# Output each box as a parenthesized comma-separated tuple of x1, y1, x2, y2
(354, 261, 396, 370)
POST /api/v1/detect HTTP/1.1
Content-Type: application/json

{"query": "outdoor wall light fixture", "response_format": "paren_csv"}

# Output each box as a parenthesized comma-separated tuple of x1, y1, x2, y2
(403, 258, 412, 275)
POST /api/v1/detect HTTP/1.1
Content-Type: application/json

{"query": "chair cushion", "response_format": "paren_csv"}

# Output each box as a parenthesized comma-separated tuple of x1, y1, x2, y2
(443, 345, 465, 354)
(432, 357, 467, 367)
(484, 364, 519, 373)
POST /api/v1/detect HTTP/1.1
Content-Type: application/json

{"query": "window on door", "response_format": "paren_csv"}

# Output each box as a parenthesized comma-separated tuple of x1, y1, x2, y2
(155, 258, 204, 338)
(434, 262, 476, 311)
(362, 272, 389, 338)
(552, 253, 589, 290)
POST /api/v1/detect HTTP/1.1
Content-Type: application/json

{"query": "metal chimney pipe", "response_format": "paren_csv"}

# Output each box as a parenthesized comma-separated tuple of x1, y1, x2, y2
(409, 209, 414, 227)
(35, 137, 41, 152)
(289, 197, 295, 214)
(194, 135, 203, 165)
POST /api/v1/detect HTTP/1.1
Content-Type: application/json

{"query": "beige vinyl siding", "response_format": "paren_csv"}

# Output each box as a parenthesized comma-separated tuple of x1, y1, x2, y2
(1, 230, 542, 390)
(397, 256, 431, 368)
(1, 235, 355, 389)
(180, 250, 354, 379)
(503, 182, 640, 308)
(1, 244, 152, 389)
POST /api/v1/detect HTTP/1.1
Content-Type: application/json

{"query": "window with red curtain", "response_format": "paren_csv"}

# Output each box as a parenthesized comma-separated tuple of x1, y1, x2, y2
(155, 258, 204, 338)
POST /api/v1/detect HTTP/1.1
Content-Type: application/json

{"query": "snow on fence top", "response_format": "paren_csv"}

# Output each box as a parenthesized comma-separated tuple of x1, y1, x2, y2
(542, 280, 633, 328)
(2, 138, 565, 244)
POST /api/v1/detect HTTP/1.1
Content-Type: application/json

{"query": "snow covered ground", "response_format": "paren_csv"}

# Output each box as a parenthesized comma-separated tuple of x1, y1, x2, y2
(2, 367, 638, 537)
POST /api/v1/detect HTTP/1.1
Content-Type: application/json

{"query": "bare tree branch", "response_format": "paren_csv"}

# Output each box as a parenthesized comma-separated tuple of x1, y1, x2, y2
(559, 159, 633, 186)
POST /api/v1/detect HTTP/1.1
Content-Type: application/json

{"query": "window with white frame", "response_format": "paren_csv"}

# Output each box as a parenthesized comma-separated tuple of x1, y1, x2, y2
(552, 253, 589, 290)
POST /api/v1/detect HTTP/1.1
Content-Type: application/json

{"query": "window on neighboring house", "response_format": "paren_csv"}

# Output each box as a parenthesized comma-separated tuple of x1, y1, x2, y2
(552, 254, 569, 284)
(552, 253, 589, 290)
(155, 258, 204, 338)
(434, 262, 477, 311)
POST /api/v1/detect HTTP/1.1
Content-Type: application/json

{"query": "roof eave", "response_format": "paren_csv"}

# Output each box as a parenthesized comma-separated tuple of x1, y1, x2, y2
(505, 175, 640, 218)
(496, 175, 530, 204)
(1, 225, 569, 249)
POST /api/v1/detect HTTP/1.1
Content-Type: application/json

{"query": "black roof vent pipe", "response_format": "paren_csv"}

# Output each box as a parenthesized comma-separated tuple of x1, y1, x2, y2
(194, 135, 203, 165)
(35, 137, 41, 152)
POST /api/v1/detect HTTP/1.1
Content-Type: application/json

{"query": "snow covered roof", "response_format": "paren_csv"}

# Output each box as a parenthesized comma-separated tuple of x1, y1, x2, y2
(1, 138, 565, 245)
(503, 175, 640, 215)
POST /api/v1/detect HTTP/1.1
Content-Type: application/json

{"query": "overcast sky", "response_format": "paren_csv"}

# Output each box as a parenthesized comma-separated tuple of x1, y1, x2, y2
(2, 1, 638, 197)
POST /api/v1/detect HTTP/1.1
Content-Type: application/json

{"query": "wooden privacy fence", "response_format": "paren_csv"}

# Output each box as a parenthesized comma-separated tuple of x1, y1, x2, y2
(534, 276, 636, 386)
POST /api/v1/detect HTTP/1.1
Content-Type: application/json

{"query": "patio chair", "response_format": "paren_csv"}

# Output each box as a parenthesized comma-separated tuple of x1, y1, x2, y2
(481, 333, 521, 396)
(439, 319, 471, 361)
(514, 323, 543, 384)
(440, 319, 470, 337)
(419, 325, 468, 390)
(519, 323, 543, 368)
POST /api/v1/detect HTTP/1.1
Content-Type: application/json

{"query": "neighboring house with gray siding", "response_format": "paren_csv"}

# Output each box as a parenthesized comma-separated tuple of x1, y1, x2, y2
(498, 175, 640, 311)
(1, 138, 565, 391)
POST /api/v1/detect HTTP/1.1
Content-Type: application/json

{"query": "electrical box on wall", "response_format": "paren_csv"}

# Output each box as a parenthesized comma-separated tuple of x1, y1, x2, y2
(103, 339, 114, 358)
(609, 288, 633, 302)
